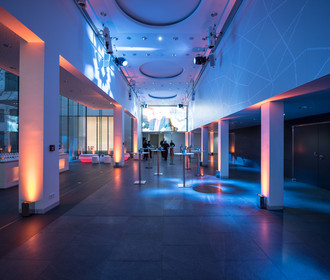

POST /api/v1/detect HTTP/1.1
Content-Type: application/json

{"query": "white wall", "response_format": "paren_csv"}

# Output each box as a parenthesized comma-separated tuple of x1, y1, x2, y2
(188, 0, 330, 130)
(0, 0, 138, 117)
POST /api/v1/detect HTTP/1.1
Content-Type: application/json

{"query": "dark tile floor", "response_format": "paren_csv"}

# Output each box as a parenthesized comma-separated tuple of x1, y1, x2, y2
(0, 155, 330, 279)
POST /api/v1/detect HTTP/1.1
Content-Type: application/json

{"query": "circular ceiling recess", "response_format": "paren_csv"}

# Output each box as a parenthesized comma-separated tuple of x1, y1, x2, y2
(148, 93, 177, 99)
(140, 61, 184, 79)
(115, 0, 201, 26)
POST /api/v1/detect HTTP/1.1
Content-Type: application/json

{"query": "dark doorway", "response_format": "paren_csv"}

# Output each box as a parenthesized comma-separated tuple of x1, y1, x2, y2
(294, 122, 330, 189)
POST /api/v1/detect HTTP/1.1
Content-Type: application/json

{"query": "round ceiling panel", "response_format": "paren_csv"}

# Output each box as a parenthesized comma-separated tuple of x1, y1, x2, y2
(140, 61, 184, 79)
(115, 0, 201, 26)
(148, 93, 177, 99)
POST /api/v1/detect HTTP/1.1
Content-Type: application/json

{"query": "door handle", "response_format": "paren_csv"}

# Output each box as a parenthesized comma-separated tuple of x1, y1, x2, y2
(319, 154, 325, 160)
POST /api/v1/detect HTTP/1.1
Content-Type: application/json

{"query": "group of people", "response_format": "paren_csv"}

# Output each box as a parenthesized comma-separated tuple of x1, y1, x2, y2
(142, 138, 175, 161)
(160, 138, 175, 160)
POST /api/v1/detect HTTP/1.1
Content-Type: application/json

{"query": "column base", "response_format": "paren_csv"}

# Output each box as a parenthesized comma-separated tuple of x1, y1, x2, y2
(20, 200, 59, 215)
(113, 162, 124, 168)
(266, 205, 283, 211)
(216, 170, 221, 178)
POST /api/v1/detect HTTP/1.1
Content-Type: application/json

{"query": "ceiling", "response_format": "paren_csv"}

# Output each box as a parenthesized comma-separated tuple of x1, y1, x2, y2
(86, 0, 236, 105)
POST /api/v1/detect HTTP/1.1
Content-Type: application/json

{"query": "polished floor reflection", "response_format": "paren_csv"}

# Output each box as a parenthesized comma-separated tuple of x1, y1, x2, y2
(0, 155, 330, 280)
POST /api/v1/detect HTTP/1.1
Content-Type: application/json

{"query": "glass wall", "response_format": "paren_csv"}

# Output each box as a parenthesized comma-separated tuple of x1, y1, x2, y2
(0, 68, 19, 153)
(0, 68, 133, 161)
(59, 96, 87, 160)
(60, 96, 130, 161)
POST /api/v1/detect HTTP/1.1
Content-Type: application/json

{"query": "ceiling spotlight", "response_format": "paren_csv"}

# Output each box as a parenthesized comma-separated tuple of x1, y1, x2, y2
(128, 88, 132, 100)
(173, 37, 179, 40)
(209, 53, 216, 68)
(158, 36, 163, 41)
(77, 0, 86, 8)
(103, 26, 113, 54)
(208, 25, 216, 49)
(115, 57, 128, 66)
(178, 104, 184, 108)
(194, 56, 207, 65)
(142, 36, 147, 40)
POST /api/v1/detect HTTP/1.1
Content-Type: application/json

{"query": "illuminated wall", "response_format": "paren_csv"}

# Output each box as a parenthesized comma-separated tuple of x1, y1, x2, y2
(0, 0, 138, 118)
(189, 0, 330, 130)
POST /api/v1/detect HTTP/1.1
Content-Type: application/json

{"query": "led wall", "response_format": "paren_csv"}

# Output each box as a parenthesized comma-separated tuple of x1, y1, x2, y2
(142, 106, 187, 132)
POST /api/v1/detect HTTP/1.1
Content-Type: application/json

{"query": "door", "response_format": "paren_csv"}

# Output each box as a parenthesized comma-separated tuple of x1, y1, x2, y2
(294, 122, 330, 189)
(294, 125, 318, 185)
(317, 123, 330, 189)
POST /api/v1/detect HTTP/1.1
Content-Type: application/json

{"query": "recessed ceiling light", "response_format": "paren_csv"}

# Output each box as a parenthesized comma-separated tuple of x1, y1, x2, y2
(189, 37, 194, 40)
(122, 53, 126, 56)
(142, 36, 147, 40)
(158, 36, 163, 41)
(211, 12, 218, 17)
(126, 36, 131, 40)
(100, 11, 107, 16)
(146, 53, 150, 56)
(172, 53, 176, 56)
(133, 53, 137, 56)
(173, 37, 179, 40)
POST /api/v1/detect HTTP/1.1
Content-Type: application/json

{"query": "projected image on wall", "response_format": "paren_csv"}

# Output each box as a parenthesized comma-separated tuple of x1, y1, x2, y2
(142, 106, 187, 132)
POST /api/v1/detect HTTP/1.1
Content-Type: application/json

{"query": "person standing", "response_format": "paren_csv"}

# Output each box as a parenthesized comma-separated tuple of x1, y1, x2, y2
(143, 139, 148, 160)
(163, 140, 170, 160)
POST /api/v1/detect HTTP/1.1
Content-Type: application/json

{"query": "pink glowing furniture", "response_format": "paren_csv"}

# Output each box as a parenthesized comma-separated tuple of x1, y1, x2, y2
(124, 153, 130, 161)
(79, 154, 98, 163)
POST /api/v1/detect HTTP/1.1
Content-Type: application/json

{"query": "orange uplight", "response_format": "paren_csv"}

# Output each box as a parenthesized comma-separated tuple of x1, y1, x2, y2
(59, 159, 66, 170)
(23, 168, 42, 202)
(92, 150, 95, 154)
(113, 142, 122, 163)
(185, 132, 189, 147)
(210, 131, 214, 154)
(230, 143, 235, 154)
(261, 145, 270, 198)
(107, 149, 110, 155)
(7, 145, 11, 153)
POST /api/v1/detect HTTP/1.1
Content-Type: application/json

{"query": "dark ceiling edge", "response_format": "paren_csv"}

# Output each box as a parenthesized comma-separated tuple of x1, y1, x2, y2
(114, 0, 202, 26)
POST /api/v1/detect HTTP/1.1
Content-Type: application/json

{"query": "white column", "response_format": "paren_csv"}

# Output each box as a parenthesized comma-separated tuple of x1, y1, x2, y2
(201, 127, 208, 166)
(132, 118, 138, 153)
(218, 120, 229, 178)
(261, 101, 284, 210)
(113, 105, 125, 167)
(189, 131, 194, 148)
(185, 132, 189, 147)
(19, 41, 59, 214)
